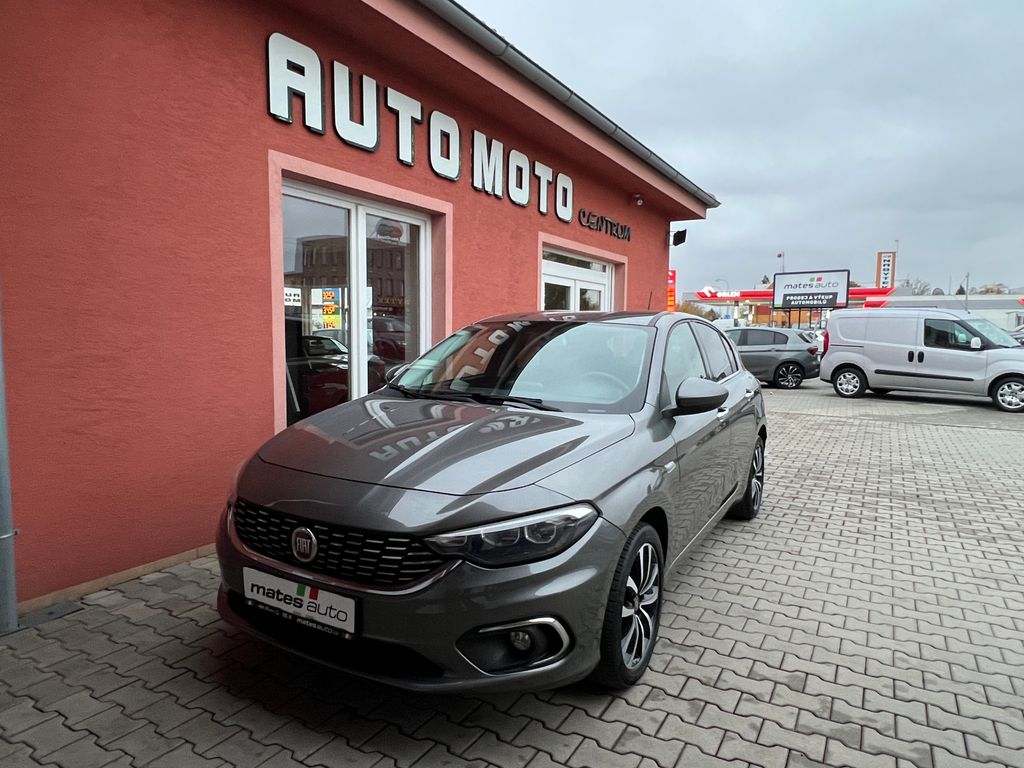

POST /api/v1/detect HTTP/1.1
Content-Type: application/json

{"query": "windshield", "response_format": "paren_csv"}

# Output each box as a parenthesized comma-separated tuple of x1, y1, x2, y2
(964, 318, 1021, 347)
(394, 320, 655, 413)
(303, 337, 348, 356)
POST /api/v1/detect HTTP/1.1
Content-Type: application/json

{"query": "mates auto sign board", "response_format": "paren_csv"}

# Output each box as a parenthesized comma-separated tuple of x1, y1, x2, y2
(772, 270, 850, 309)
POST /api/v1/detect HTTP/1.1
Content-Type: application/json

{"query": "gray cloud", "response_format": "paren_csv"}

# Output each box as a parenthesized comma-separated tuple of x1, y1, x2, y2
(459, 0, 1024, 292)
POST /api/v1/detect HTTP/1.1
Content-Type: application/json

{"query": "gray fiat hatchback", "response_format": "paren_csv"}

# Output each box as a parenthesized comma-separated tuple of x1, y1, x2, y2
(217, 312, 768, 691)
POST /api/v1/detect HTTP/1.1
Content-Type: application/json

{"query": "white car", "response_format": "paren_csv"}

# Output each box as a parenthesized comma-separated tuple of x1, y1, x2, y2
(820, 308, 1024, 412)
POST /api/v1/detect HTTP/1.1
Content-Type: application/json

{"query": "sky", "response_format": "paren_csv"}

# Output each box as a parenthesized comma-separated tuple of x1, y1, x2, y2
(457, 0, 1024, 294)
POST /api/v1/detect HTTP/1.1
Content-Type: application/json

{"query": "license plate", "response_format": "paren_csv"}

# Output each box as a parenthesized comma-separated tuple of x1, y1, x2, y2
(242, 568, 356, 634)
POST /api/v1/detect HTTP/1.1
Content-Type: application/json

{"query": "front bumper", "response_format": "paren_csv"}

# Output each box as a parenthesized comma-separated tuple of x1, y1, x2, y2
(216, 513, 625, 693)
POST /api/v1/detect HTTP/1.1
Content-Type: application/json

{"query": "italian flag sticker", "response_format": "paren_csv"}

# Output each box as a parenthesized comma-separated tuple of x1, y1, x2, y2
(296, 584, 319, 600)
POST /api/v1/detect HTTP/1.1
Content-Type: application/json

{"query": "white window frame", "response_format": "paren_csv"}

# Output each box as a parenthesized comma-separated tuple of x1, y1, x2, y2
(283, 180, 431, 399)
(541, 251, 613, 311)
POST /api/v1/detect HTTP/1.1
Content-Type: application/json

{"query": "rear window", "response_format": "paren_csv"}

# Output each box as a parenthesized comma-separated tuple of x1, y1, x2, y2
(745, 329, 776, 345)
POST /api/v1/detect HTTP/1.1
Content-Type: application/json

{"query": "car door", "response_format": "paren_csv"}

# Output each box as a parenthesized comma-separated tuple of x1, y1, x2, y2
(740, 328, 782, 380)
(863, 314, 923, 389)
(917, 318, 990, 395)
(691, 322, 756, 516)
(661, 321, 728, 551)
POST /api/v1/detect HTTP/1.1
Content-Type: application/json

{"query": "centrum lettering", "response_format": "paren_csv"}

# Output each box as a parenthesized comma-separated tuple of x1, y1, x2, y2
(578, 209, 631, 241)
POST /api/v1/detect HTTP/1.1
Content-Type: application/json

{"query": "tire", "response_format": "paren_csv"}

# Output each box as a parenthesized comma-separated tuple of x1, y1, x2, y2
(992, 376, 1024, 413)
(773, 363, 804, 389)
(832, 367, 867, 398)
(590, 523, 663, 689)
(727, 435, 765, 521)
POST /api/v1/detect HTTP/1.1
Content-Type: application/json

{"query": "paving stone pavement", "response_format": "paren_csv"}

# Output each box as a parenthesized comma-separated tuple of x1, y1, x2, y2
(2, 380, 1023, 768)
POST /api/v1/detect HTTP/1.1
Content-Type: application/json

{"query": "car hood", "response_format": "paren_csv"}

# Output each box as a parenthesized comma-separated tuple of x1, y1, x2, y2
(257, 393, 635, 495)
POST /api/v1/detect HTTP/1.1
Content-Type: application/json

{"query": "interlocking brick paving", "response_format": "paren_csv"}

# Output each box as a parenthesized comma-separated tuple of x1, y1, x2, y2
(2, 380, 1022, 767)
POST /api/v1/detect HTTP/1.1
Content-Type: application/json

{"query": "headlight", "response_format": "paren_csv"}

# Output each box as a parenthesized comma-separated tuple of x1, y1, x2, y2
(424, 504, 598, 567)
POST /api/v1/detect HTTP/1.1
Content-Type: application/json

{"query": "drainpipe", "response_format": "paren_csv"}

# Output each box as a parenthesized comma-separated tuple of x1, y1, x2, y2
(0, 295, 17, 635)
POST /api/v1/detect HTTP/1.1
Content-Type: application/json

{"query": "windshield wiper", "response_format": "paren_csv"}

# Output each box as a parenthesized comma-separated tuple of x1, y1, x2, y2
(464, 393, 561, 411)
(390, 385, 560, 411)
(385, 382, 420, 398)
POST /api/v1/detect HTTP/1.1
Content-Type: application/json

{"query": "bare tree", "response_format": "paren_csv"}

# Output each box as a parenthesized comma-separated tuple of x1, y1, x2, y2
(676, 301, 719, 320)
(901, 275, 932, 295)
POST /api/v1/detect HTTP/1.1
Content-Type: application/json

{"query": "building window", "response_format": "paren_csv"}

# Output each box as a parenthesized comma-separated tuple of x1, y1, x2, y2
(541, 250, 612, 311)
(281, 181, 429, 423)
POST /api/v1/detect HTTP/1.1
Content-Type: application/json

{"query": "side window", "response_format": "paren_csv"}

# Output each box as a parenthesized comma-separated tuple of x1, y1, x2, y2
(725, 329, 743, 346)
(746, 329, 775, 346)
(725, 339, 740, 371)
(771, 331, 789, 345)
(924, 319, 973, 349)
(664, 323, 708, 397)
(692, 323, 736, 381)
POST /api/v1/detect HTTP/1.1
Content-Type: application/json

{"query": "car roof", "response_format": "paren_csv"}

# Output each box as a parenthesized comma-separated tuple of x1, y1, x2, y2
(477, 311, 703, 328)
(830, 307, 973, 319)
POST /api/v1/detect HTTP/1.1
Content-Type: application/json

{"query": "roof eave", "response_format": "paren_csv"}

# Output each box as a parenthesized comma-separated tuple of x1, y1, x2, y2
(416, 0, 720, 209)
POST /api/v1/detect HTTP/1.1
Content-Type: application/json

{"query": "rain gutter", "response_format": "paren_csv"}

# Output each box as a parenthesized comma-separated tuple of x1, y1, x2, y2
(0, 295, 17, 635)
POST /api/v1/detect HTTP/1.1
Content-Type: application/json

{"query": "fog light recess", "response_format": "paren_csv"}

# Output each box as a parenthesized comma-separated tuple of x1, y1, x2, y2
(457, 617, 571, 674)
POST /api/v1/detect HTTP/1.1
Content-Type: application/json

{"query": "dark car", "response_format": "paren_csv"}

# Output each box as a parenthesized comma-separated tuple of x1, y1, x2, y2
(287, 335, 384, 423)
(370, 315, 411, 362)
(217, 312, 768, 692)
(724, 327, 820, 388)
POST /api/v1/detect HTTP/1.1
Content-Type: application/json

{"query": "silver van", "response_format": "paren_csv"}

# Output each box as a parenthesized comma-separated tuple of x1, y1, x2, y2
(820, 308, 1024, 412)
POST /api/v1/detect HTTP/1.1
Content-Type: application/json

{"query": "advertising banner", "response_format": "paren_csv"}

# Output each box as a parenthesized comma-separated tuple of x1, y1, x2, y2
(667, 269, 677, 312)
(773, 270, 850, 309)
(876, 251, 896, 288)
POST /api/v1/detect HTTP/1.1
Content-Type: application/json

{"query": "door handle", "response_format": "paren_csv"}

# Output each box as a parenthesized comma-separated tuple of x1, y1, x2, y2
(907, 351, 914, 362)
(918, 351, 924, 363)
(716, 406, 731, 420)
(744, 390, 756, 400)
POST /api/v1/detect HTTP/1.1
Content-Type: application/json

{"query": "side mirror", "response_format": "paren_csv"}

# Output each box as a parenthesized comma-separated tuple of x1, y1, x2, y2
(970, 337, 982, 350)
(385, 363, 410, 383)
(664, 377, 729, 417)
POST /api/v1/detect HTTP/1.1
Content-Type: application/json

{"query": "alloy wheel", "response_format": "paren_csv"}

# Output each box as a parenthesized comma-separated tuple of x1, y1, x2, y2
(997, 380, 1024, 411)
(620, 543, 660, 669)
(750, 440, 765, 512)
(776, 364, 803, 388)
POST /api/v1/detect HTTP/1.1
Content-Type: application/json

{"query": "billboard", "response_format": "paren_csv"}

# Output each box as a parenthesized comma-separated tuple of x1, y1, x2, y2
(876, 251, 896, 288)
(773, 270, 850, 309)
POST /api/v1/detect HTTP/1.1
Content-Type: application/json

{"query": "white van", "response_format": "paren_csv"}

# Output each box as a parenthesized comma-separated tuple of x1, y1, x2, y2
(820, 308, 1024, 412)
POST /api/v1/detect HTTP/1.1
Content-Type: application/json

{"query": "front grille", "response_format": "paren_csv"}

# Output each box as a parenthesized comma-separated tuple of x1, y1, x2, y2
(232, 498, 447, 588)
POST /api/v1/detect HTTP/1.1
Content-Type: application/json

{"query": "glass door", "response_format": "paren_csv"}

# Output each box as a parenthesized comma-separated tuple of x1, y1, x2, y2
(355, 208, 428, 397)
(281, 191, 354, 425)
(282, 183, 430, 423)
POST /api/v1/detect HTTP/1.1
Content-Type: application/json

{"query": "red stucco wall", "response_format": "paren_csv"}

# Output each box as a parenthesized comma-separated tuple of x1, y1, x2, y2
(1, 0, 702, 601)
